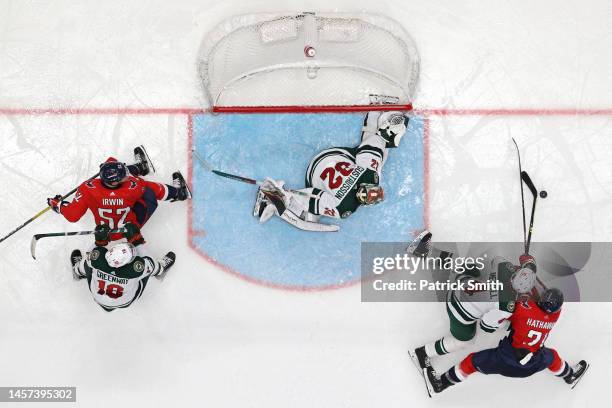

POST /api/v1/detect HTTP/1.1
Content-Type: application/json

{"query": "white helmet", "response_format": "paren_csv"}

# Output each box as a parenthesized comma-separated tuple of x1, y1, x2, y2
(105, 242, 136, 268)
(511, 267, 536, 294)
(377, 111, 408, 147)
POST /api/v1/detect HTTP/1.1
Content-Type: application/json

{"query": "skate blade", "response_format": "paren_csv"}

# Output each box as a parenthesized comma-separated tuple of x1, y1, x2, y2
(174, 171, 192, 199)
(406, 230, 430, 255)
(407, 349, 425, 378)
(422, 368, 434, 398)
(136, 145, 156, 173)
(571, 363, 590, 390)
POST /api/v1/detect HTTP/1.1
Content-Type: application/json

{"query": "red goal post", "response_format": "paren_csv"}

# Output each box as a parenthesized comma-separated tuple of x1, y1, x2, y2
(198, 12, 420, 113)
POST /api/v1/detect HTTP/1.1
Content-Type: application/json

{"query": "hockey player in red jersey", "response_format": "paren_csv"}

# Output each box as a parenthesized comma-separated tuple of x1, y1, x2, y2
(423, 288, 589, 396)
(46, 147, 191, 238)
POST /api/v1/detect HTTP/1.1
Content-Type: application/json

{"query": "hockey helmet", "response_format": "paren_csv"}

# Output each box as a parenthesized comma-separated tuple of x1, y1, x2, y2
(537, 287, 564, 314)
(511, 267, 536, 294)
(100, 161, 128, 189)
(356, 183, 384, 205)
(377, 111, 409, 147)
(105, 242, 136, 268)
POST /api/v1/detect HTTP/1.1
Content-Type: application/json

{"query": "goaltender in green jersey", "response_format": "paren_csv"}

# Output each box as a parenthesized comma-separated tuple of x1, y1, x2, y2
(253, 111, 409, 232)
(70, 223, 175, 312)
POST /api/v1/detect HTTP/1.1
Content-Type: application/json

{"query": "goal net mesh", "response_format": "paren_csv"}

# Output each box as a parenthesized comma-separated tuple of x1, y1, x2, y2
(198, 12, 420, 111)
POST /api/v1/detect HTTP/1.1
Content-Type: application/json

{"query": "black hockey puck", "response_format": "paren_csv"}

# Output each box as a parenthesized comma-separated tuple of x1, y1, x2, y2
(539, 190, 548, 198)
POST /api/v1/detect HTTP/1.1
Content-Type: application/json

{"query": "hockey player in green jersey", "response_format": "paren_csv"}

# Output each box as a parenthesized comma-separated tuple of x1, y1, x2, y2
(70, 223, 175, 312)
(253, 111, 409, 232)
(407, 230, 538, 372)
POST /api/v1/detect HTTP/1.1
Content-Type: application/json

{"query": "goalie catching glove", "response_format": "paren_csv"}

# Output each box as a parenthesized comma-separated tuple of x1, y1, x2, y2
(376, 111, 409, 148)
(253, 178, 339, 232)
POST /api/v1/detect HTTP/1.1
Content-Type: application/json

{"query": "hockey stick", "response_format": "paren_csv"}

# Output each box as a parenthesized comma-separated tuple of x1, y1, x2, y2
(191, 149, 316, 198)
(0, 172, 100, 244)
(30, 227, 126, 260)
(521, 170, 538, 254)
(512, 138, 528, 250)
(512, 139, 547, 290)
(511, 139, 539, 254)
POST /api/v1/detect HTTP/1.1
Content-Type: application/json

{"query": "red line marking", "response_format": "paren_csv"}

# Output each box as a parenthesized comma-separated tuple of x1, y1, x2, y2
(187, 237, 362, 292)
(2, 106, 612, 116)
(213, 104, 412, 113)
(187, 113, 195, 249)
(0, 107, 206, 115)
(414, 108, 612, 116)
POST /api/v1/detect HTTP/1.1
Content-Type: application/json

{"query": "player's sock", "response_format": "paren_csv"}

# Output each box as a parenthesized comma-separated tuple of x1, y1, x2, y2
(425, 339, 446, 356)
(155, 252, 176, 280)
(426, 336, 469, 356)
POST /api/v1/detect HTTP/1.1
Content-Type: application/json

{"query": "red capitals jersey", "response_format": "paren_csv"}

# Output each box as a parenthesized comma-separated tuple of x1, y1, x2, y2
(508, 300, 561, 353)
(60, 176, 167, 229)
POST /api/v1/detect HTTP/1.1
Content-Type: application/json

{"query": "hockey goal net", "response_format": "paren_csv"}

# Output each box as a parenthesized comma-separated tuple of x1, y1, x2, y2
(198, 12, 420, 112)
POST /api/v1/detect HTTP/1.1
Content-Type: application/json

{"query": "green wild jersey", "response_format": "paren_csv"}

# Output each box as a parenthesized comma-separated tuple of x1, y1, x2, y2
(83, 246, 158, 311)
(304, 147, 382, 218)
(447, 256, 519, 333)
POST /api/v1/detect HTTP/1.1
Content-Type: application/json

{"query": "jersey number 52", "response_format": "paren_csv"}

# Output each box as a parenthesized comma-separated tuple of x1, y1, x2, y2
(98, 207, 130, 229)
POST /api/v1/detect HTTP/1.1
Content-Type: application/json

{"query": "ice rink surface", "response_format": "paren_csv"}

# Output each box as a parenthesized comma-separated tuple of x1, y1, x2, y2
(1, 0, 611, 407)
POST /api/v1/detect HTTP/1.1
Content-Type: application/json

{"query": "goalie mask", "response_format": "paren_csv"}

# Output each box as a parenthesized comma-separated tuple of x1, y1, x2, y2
(377, 111, 409, 148)
(105, 242, 136, 268)
(356, 184, 384, 206)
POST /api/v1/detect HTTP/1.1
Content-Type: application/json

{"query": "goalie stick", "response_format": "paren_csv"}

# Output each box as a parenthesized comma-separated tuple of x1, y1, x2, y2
(30, 228, 126, 260)
(191, 149, 317, 199)
(192, 149, 338, 232)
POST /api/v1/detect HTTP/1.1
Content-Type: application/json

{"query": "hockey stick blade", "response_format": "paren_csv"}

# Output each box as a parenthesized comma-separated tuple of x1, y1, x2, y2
(193, 149, 319, 199)
(212, 169, 257, 185)
(407, 349, 426, 378)
(422, 368, 435, 398)
(521, 171, 538, 197)
(31, 228, 126, 260)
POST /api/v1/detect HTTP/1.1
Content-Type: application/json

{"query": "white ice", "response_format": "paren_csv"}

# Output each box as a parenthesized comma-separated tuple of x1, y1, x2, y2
(1, 1, 611, 407)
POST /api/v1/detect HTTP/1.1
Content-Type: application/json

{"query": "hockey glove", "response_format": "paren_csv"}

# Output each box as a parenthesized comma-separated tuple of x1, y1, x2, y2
(94, 224, 111, 246)
(124, 222, 145, 246)
(519, 254, 537, 273)
(47, 194, 68, 214)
